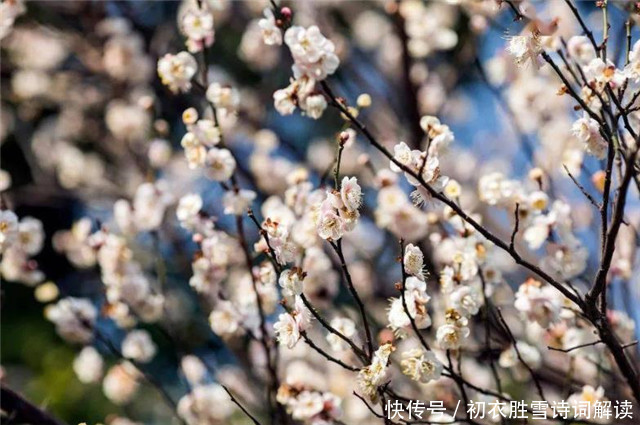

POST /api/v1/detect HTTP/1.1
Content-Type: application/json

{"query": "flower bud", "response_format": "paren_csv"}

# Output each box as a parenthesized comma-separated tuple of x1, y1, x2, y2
(357, 93, 372, 108)
(182, 107, 199, 125)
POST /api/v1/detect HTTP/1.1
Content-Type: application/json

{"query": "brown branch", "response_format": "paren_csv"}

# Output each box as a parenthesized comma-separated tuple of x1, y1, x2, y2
(247, 209, 283, 274)
(495, 308, 546, 400)
(300, 293, 368, 363)
(563, 0, 599, 52)
(509, 203, 520, 252)
(320, 80, 582, 307)
(502, 0, 525, 21)
(300, 331, 360, 371)
(588, 147, 639, 304)
(222, 385, 263, 425)
(563, 165, 600, 208)
(1, 386, 67, 425)
(548, 340, 603, 353)
(478, 269, 505, 403)
(392, 7, 423, 149)
(330, 239, 374, 359)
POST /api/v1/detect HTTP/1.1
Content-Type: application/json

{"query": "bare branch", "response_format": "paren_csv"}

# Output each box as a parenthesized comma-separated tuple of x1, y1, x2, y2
(321, 80, 582, 307)
(330, 239, 375, 359)
(548, 340, 603, 353)
(563, 165, 601, 209)
(301, 331, 360, 372)
(495, 308, 546, 400)
(509, 203, 520, 252)
(222, 385, 263, 425)
(1, 386, 67, 425)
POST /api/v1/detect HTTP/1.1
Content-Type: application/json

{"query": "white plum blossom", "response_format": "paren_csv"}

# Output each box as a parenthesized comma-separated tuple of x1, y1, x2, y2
(148, 139, 172, 168)
(420, 115, 454, 156)
(0, 210, 18, 253)
(528, 190, 549, 211)
(222, 189, 256, 215)
(206, 83, 239, 117)
(279, 388, 343, 424)
(103, 362, 140, 405)
(568, 386, 610, 424)
(478, 172, 522, 206)
(436, 322, 470, 350)
(45, 297, 97, 344)
(498, 341, 541, 373)
(177, 193, 203, 229)
(572, 115, 607, 159)
(436, 309, 470, 349)
(625, 39, 640, 81)
(304, 93, 327, 119)
(157, 51, 197, 93)
(8, 3, 640, 421)
(0, 0, 25, 40)
(73, 346, 104, 384)
(404, 243, 424, 278)
(284, 25, 339, 80)
(273, 84, 297, 116)
(400, 348, 443, 383)
(388, 277, 432, 334)
(388, 140, 449, 201)
(273, 75, 317, 117)
(188, 119, 221, 147)
(315, 195, 347, 241)
(449, 284, 483, 317)
(523, 214, 552, 249)
(584, 58, 625, 88)
(291, 390, 324, 420)
(567, 35, 596, 65)
(514, 279, 563, 327)
(128, 181, 174, 232)
(326, 317, 356, 352)
(181, 355, 207, 387)
(357, 343, 394, 401)
(340, 176, 362, 212)
(15, 216, 44, 255)
(507, 33, 543, 67)
(180, 5, 214, 53)
(278, 268, 304, 299)
(274, 312, 301, 349)
(122, 329, 157, 363)
(177, 383, 234, 425)
(206, 148, 236, 181)
(209, 300, 243, 338)
(390, 141, 413, 172)
(259, 8, 282, 46)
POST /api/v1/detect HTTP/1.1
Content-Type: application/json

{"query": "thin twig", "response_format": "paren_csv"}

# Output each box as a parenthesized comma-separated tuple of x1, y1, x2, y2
(300, 293, 368, 363)
(495, 308, 546, 400)
(330, 239, 374, 359)
(563, 165, 601, 208)
(509, 203, 520, 252)
(301, 331, 360, 371)
(321, 80, 582, 307)
(222, 385, 263, 425)
(548, 340, 603, 353)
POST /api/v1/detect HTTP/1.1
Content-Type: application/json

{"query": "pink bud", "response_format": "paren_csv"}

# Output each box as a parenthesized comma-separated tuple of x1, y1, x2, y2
(280, 7, 292, 20)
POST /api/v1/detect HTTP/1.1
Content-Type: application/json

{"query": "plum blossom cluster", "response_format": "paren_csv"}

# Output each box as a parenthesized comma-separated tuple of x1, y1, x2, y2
(277, 385, 343, 425)
(0, 210, 45, 285)
(315, 176, 363, 241)
(478, 172, 589, 280)
(263, 19, 339, 120)
(179, 1, 215, 53)
(390, 115, 452, 203)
